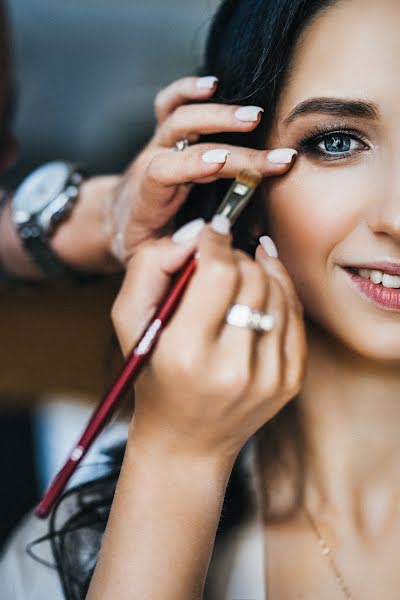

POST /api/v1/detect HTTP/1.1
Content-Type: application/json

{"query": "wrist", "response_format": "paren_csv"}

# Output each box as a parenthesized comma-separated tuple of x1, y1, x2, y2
(126, 418, 238, 482)
(51, 175, 122, 274)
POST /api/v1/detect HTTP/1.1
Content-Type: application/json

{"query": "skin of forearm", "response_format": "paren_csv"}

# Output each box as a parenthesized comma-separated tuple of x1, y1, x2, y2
(86, 422, 236, 600)
(0, 176, 121, 279)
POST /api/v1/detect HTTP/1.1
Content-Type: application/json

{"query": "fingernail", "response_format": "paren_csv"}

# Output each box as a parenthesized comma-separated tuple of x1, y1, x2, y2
(210, 214, 231, 235)
(196, 76, 218, 89)
(235, 105, 264, 122)
(259, 235, 278, 258)
(267, 148, 298, 164)
(202, 149, 231, 164)
(172, 218, 205, 243)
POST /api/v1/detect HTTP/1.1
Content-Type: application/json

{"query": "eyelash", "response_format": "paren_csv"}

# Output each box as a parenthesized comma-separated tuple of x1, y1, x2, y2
(297, 124, 371, 162)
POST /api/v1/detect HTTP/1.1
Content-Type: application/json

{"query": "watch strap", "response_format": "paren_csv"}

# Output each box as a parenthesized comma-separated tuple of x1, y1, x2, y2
(18, 215, 87, 281)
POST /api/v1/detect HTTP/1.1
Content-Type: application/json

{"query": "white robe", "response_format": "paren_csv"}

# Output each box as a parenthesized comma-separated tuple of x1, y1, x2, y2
(0, 440, 266, 600)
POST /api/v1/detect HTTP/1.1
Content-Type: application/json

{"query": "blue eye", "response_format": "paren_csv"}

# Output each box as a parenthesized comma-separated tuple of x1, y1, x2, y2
(318, 133, 362, 154)
(298, 127, 370, 161)
(319, 133, 352, 153)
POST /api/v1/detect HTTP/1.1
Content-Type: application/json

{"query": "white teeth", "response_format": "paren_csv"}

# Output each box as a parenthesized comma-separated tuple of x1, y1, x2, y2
(356, 268, 400, 288)
(382, 274, 400, 288)
(370, 270, 383, 284)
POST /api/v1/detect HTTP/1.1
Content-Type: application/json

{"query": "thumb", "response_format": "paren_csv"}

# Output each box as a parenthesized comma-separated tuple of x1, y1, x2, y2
(112, 220, 204, 354)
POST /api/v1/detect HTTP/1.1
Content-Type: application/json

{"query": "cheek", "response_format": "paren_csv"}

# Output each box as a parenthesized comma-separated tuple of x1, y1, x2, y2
(262, 161, 370, 318)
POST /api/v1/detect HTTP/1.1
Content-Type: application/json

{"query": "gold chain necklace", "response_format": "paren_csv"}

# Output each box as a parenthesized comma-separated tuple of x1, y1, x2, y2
(303, 506, 355, 600)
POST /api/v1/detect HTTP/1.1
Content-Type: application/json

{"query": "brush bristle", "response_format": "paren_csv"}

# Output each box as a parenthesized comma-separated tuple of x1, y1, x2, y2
(236, 169, 262, 189)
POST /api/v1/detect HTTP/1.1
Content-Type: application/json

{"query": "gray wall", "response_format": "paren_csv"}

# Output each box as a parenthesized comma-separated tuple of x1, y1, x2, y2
(7, 0, 220, 179)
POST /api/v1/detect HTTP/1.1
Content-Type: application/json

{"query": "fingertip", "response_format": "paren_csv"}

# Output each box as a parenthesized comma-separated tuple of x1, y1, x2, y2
(197, 219, 232, 247)
(255, 243, 278, 272)
(210, 214, 231, 235)
(259, 235, 278, 258)
(202, 149, 231, 164)
(255, 243, 268, 265)
(172, 218, 205, 244)
(162, 240, 197, 273)
(195, 75, 219, 92)
(262, 149, 298, 177)
(267, 148, 298, 166)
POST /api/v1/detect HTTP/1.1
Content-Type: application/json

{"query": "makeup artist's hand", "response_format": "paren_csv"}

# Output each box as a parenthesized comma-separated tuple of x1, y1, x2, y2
(101, 76, 297, 265)
(7, 76, 296, 280)
(112, 219, 307, 463)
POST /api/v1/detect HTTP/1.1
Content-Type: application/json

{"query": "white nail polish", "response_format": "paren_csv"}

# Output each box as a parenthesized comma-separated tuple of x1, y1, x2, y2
(235, 106, 264, 122)
(196, 76, 218, 89)
(211, 215, 231, 235)
(172, 218, 205, 243)
(267, 148, 298, 164)
(259, 236, 278, 258)
(202, 149, 231, 164)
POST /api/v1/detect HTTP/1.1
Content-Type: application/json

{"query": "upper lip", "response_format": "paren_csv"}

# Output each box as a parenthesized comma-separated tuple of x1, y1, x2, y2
(344, 261, 400, 276)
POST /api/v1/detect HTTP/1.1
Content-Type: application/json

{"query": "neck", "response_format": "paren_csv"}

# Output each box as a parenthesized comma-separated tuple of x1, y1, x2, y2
(298, 320, 400, 534)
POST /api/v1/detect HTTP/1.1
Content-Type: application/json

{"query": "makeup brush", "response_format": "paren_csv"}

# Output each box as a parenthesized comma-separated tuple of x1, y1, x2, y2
(35, 169, 262, 518)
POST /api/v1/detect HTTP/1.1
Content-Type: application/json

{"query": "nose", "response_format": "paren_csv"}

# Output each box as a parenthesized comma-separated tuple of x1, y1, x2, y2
(366, 161, 400, 243)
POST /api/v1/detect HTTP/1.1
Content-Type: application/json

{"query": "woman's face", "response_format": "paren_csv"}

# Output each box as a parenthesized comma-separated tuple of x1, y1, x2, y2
(265, 0, 400, 361)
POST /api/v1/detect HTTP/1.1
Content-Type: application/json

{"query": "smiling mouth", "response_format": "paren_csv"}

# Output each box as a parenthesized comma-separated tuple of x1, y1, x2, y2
(345, 267, 400, 288)
(343, 267, 400, 311)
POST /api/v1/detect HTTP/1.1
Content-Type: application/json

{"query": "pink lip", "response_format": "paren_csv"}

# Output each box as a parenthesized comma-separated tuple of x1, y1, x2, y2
(343, 268, 400, 311)
(346, 261, 400, 276)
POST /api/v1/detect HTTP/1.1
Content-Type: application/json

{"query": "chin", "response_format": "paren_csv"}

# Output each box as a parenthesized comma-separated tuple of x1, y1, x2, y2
(336, 325, 400, 365)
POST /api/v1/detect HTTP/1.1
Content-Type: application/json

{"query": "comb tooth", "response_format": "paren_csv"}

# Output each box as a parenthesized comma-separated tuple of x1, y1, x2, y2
(236, 169, 262, 190)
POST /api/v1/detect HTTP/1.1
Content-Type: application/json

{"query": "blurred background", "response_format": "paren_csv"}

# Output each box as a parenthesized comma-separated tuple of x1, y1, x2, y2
(0, 0, 219, 546)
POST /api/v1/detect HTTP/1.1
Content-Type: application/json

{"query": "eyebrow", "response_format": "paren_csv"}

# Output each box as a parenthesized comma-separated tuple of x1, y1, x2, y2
(283, 97, 379, 125)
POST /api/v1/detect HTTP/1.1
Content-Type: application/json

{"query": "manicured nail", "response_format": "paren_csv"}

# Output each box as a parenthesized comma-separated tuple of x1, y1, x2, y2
(210, 214, 231, 235)
(172, 218, 205, 243)
(259, 235, 278, 258)
(267, 148, 297, 164)
(196, 76, 218, 89)
(202, 149, 231, 164)
(235, 106, 264, 122)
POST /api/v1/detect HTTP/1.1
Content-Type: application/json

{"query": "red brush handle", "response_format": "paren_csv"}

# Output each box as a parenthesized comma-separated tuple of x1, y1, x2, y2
(35, 255, 197, 518)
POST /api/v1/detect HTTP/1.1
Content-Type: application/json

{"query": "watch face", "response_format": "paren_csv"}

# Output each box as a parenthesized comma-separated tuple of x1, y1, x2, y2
(13, 161, 71, 223)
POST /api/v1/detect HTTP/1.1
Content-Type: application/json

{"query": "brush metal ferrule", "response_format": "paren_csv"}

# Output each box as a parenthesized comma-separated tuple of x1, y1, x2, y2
(215, 178, 259, 226)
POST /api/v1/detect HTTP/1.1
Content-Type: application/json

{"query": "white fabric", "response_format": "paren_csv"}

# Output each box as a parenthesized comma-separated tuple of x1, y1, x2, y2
(0, 511, 63, 599)
(0, 510, 266, 600)
(224, 519, 266, 600)
(0, 439, 266, 599)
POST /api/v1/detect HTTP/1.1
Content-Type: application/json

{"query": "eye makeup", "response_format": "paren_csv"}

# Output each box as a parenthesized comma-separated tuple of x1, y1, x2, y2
(296, 121, 372, 162)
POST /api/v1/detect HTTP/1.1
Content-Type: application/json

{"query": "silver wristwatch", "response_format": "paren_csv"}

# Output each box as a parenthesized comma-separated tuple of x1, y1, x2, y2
(11, 161, 88, 280)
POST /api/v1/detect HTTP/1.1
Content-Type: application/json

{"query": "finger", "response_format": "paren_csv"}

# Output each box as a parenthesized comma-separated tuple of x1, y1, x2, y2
(191, 145, 297, 182)
(171, 222, 241, 341)
(252, 272, 288, 410)
(282, 298, 307, 399)
(155, 103, 264, 146)
(112, 236, 200, 355)
(154, 76, 218, 123)
(217, 251, 270, 366)
(255, 245, 304, 315)
(145, 146, 230, 192)
(145, 144, 296, 193)
(139, 147, 231, 228)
